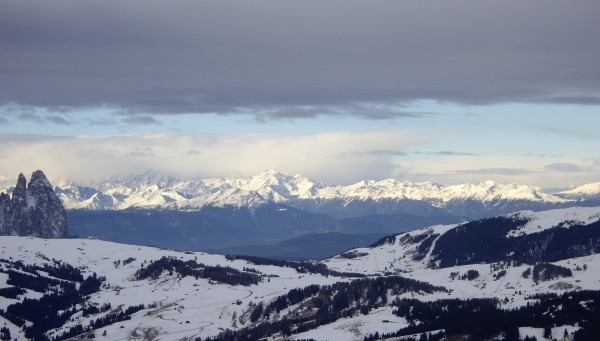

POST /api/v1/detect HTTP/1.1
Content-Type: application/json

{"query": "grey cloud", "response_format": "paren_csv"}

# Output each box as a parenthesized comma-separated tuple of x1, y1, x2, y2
(538, 95, 600, 105)
(366, 150, 407, 156)
(253, 105, 433, 122)
(415, 151, 478, 156)
(544, 162, 583, 173)
(187, 150, 201, 155)
(0, 117, 9, 125)
(14, 112, 72, 125)
(86, 117, 117, 127)
(121, 115, 161, 126)
(17, 112, 44, 123)
(254, 107, 334, 122)
(45, 115, 71, 125)
(523, 153, 564, 158)
(1, 1, 599, 119)
(455, 168, 535, 175)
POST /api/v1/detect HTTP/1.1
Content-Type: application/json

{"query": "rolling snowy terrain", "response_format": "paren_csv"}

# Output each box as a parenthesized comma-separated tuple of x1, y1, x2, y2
(1, 206, 600, 340)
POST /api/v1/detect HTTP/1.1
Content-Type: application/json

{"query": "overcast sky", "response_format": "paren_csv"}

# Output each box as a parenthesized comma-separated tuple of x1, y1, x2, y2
(1, 1, 599, 187)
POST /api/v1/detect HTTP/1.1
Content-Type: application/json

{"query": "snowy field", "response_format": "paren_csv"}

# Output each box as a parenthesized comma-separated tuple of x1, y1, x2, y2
(1, 206, 599, 340)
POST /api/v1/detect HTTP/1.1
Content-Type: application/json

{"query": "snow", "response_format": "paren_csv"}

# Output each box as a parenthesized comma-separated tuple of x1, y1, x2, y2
(506, 206, 600, 237)
(323, 208, 600, 312)
(33, 170, 578, 211)
(0, 236, 346, 340)
(287, 307, 408, 341)
(518, 325, 579, 341)
(2, 206, 600, 340)
(558, 182, 600, 199)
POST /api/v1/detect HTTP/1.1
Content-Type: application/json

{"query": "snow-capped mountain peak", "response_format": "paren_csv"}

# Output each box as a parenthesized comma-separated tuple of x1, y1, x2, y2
(558, 182, 600, 200)
(4, 170, 596, 218)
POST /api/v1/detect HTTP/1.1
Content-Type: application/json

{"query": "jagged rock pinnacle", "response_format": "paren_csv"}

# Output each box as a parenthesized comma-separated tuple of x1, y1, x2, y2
(0, 170, 68, 238)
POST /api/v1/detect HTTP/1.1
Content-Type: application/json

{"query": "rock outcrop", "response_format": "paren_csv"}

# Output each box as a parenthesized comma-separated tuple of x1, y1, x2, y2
(0, 170, 68, 238)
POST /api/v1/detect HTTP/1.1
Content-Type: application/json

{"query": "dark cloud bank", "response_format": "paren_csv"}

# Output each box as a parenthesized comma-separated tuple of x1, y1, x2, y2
(1, 1, 599, 118)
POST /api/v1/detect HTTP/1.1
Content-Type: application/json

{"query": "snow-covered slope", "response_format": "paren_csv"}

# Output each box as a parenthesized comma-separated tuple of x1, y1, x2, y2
(2, 170, 588, 218)
(0, 236, 346, 340)
(325, 206, 600, 273)
(506, 206, 600, 237)
(557, 182, 600, 201)
(3, 206, 600, 340)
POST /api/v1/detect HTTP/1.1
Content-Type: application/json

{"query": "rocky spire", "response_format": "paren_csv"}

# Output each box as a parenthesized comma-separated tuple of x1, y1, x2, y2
(0, 170, 68, 238)
(11, 173, 27, 207)
(26, 170, 68, 238)
(0, 192, 10, 235)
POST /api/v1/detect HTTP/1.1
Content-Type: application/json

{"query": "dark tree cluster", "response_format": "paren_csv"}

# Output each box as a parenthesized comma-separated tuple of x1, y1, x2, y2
(493, 269, 507, 280)
(2, 286, 81, 339)
(0, 259, 106, 340)
(430, 217, 600, 268)
(225, 254, 365, 278)
(122, 257, 136, 265)
(339, 251, 369, 259)
(203, 285, 600, 341)
(134, 256, 260, 286)
(41, 262, 84, 282)
(370, 234, 397, 247)
(0, 258, 84, 282)
(363, 331, 444, 341)
(532, 262, 572, 282)
(0, 326, 10, 341)
(82, 303, 112, 317)
(3, 269, 65, 293)
(412, 233, 439, 261)
(385, 290, 600, 341)
(53, 304, 145, 341)
(461, 269, 480, 281)
(203, 276, 446, 341)
(79, 272, 106, 296)
(0, 286, 26, 299)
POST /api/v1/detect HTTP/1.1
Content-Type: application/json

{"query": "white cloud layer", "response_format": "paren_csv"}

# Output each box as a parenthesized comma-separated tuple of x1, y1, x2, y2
(0, 131, 426, 184)
(1, 132, 598, 188)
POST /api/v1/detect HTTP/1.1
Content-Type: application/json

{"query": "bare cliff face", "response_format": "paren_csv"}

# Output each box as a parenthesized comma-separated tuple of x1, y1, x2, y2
(0, 170, 68, 238)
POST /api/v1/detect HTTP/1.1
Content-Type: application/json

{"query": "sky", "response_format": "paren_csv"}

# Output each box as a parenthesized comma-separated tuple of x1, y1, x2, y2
(1, 0, 599, 188)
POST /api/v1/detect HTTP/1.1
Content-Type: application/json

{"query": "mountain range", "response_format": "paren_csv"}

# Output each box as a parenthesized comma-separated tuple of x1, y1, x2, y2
(2, 170, 600, 257)
(2, 170, 599, 257)
(4, 170, 595, 217)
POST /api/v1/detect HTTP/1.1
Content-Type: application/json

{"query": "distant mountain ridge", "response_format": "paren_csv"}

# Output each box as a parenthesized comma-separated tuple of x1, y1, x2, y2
(557, 182, 600, 201)
(326, 205, 600, 272)
(6, 170, 596, 219)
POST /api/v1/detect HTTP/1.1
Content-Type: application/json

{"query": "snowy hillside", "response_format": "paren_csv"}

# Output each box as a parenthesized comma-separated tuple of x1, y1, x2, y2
(2, 235, 598, 341)
(3, 170, 591, 219)
(0, 236, 347, 340)
(2, 206, 600, 340)
(558, 182, 600, 201)
(325, 206, 600, 274)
